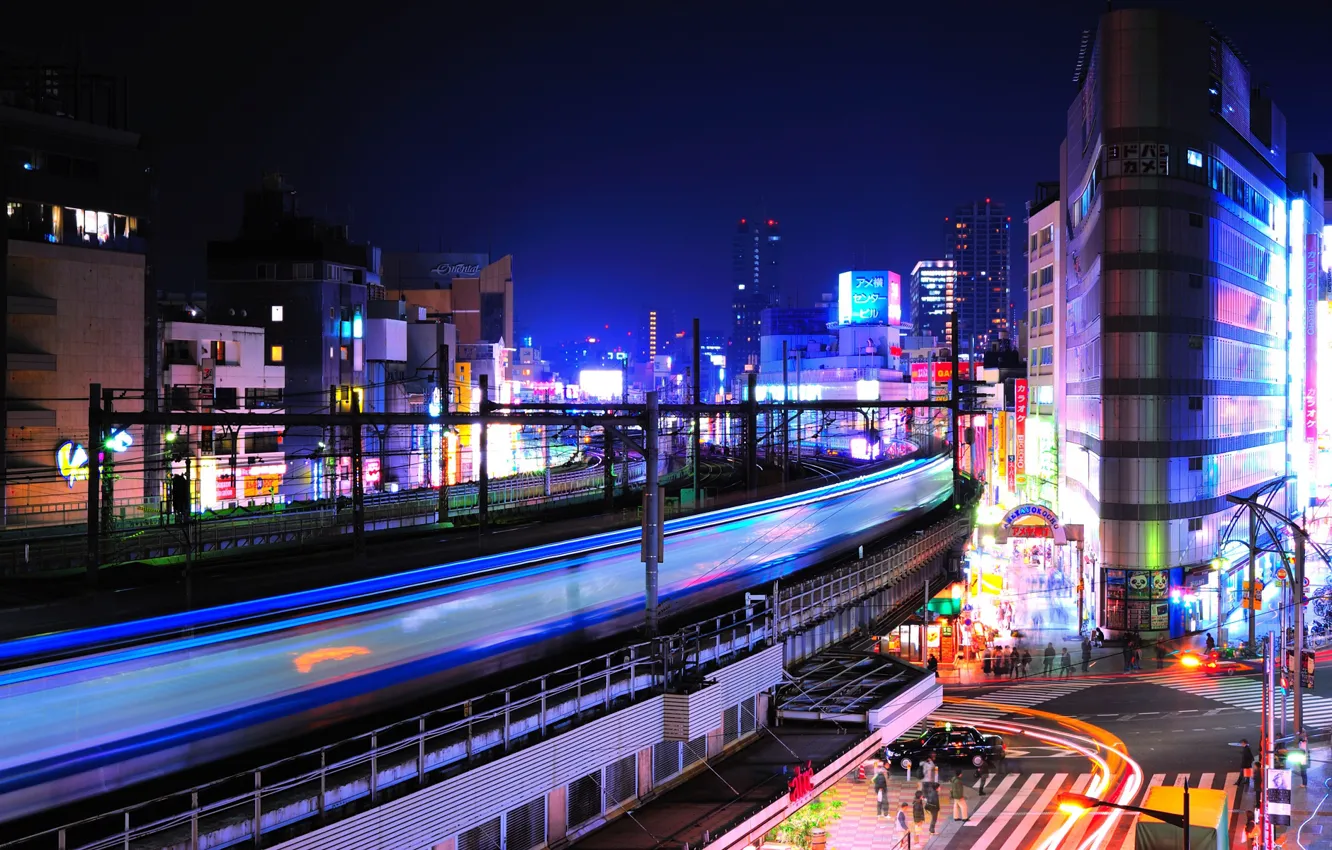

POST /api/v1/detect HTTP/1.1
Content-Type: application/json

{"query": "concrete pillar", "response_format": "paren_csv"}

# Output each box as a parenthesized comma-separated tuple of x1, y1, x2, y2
(547, 786, 568, 845)
(757, 692, 771, 728)
(638, 746, 654, 797)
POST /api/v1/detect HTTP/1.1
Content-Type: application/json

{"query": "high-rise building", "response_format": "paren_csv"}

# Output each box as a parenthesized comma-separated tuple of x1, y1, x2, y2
(1022, 182, 1061, 509)
(1, 65, 155, 523)
(1059, 9, 1317, 638)
(910, 260, 956, 345)
(944, 198, 1010, 353)
(730, 217, 782, 371)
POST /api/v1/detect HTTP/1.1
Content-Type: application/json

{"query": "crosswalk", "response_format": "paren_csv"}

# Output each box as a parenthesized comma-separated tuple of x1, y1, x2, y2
(926, 771, 1244, 849)
(908, 680, 1101, 732)
(1149, 669, 1332, 730)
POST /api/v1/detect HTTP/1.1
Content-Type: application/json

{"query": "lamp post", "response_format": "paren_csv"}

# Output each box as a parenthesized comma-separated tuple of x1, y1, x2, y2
(1057, 785, 1191, 850)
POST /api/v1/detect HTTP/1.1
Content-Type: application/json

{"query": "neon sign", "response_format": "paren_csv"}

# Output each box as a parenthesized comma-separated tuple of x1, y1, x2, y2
(54, 430, 133, 488)
(1001, 503, 1060, 529)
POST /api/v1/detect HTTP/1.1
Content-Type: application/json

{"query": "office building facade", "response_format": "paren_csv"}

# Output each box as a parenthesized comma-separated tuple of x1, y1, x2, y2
(730, 217, 782, 371)
(910, 260, 956, 345)
(1060, 9, 1309, 636)
(1023, 183, 1062, 509)
(945, 199, 1011, 354)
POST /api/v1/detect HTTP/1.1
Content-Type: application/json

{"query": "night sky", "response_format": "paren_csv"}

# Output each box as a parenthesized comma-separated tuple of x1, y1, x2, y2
(7, 1, 1332, 345)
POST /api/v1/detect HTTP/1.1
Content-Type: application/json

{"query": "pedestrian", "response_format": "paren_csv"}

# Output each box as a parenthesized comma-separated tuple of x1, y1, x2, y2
(912, 790, 926, 834)
(1297, 729, 1309, 787)
(1022, 648, 1032, 678)
(1241, 810, 1257, 845)
(874, 767, 889, 817)
(975, 757, 992, 795)
(993, 747, 1008, 778)
(1081, 637, 1092, 673)
(922, 753, 938, 786)
(1155, 640, 1168, 669)
(1009, 647, 1019, 679)
(982, 647, 992, 676)
(927, 653, 939, 675)
(1043, 642, 1056, 676)
(895, 801, 911, 836)
(1092, 626, 1105, 647)
(1060, 647, 1073, 678)
(950, 770, 968, 822)
(924, 780, 940, 834)
(1122, 642, 1134, 673)
(1238, 738, 1255, 799)
(1205, 632, 1216, 653)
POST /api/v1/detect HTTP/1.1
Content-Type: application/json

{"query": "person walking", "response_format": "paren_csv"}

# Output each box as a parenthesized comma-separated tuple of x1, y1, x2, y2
(1297, 729, 1309, 787)
(1238, 738, 1255, 800)
(1021, 648, 1032, 678)
(1205, 632, 1216, 654)
(1122, 641, 1134, 673)
(924, 781, 941, 834)
(1009, 647, 1020, 679)
(1043, 642, 1056, 676)
(1060, 647, 1074, 678)
(895, 801, 911, 838)
(912, 790, 926, 835)
(922, 753, 938, 786)
(1081, 637, 1092, 673)
(982, 647, 992, 676)
(975, 757, 992, 795)
(874, 767, 889, 817)
(927, 653, 939, 675)
(949, 770, 968, 822)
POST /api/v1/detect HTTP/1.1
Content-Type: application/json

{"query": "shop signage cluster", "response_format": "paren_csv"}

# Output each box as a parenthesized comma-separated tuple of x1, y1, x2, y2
(1014, 379, 1028, 488)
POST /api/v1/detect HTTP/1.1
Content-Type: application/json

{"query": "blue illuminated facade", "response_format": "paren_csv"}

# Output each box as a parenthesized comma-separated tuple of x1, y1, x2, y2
(1059, 9, 1318, 637)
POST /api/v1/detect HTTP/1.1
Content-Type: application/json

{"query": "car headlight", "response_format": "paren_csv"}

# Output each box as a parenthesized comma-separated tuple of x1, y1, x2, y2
(885, 749, 896, 757)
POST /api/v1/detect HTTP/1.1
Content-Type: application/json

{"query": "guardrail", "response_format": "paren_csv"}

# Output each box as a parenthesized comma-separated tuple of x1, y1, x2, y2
(0, 460, 650, 575)
(2, 465, 968, 850)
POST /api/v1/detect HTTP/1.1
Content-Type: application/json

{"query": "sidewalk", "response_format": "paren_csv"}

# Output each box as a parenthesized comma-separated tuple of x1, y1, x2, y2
(825, 769, 989, 849)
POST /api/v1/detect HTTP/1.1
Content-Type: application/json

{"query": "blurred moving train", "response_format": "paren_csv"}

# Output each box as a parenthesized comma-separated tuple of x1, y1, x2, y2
(0, 454, 951, 823)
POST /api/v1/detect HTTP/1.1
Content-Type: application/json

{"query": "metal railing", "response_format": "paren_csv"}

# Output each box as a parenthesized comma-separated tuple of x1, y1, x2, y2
(3, 476, 969, 850)
(776, 510, 972, 637)
(1, 460, 649, 574)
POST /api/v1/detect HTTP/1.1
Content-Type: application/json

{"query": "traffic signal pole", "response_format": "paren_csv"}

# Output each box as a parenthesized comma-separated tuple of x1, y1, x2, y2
(1294, 533, 1305, 733)
(1249, 509, 1258, 650)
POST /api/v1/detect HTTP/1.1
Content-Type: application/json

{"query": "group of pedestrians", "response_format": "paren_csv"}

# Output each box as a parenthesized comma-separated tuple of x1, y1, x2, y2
(875, 750, 1009, 840)
(981, 642, 1077, 678)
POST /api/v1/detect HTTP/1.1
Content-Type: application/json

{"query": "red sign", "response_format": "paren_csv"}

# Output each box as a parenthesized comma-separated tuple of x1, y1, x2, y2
(1010, 525, 1052, 538)
(216, 473, 235, 501)
(909, 361, 973, 383)
(1015, 379, 1028, 485)
(1306, 233, 1319, 441)
(788, 761, 815, 805)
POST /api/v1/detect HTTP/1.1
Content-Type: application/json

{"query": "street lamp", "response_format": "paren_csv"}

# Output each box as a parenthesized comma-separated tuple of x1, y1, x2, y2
(1056, 785, 1192, 850)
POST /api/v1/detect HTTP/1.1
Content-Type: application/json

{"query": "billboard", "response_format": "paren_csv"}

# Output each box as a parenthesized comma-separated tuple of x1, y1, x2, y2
(578, 368, 624, 401)
(1015, 379, 1028, 488)
(1306, 233, 1319, 441)
(909, 362, 973, 383)
(384, 252, 491, 290)
(838, 270, 896, 325)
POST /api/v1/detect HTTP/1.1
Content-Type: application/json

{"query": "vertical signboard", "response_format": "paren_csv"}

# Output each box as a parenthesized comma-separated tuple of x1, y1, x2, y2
(1015, 379, 1029, 489)
(1306, 233, 1319, 442)
(1007, 412, 1017, 494)
(887, 271, 904, 328)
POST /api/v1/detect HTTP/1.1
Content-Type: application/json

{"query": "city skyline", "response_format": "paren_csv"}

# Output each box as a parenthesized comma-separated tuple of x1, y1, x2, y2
(7, 1, 1331, 344)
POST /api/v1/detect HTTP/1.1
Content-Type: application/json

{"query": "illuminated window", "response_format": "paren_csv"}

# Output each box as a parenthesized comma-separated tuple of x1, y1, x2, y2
(1187, 149, 1203, 168)
(271, 305, 284, 322)
(270, 345, 284, 363)
(340, 345, 349, 361)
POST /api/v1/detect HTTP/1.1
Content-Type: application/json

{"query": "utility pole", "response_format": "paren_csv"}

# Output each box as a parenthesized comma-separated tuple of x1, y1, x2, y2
(782, 340, 790, 488)
(86, 382, 102, 586)
(1293, 532, 1305, 733)
(478, 374, 489, 536)
(745, 371, 758, 496)
(643, 391, 662, 636)
(604, 424, 615, 510)
(949, 310, 961, 506)
(102, 387, 115, 534)
(1262, 633, 1273, 847)
(1249, 509, 1258, 650)
(692, 317, 701, 501)
(351, 390, 365, 557)
(437, 343, 450, 523)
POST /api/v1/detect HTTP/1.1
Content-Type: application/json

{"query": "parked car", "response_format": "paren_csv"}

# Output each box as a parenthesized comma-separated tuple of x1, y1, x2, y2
(880, 724, 1005, 772)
